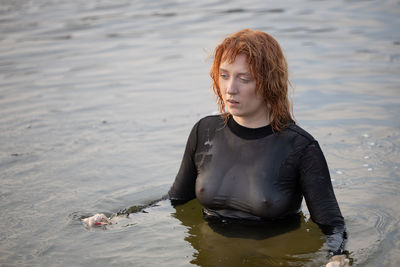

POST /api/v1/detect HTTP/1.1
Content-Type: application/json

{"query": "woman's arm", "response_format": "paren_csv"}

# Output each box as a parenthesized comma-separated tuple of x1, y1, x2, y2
(298, 141, 348, 256)
(168, 121, 199, 205)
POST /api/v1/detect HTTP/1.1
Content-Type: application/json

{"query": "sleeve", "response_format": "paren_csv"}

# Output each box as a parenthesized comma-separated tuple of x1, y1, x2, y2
(168, 121, 199, 205)
(299, 140, 347, 255)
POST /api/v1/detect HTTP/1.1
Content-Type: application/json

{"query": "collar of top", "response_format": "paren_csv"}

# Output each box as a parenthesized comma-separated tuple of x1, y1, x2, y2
(227, 115, 274, 140)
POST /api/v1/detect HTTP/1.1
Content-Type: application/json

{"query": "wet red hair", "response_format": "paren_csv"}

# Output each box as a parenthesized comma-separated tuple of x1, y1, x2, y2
(210, 29, 294, 131)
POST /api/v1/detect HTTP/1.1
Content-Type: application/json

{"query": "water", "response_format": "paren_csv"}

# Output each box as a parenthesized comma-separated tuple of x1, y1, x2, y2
(0, 0, 399, 266)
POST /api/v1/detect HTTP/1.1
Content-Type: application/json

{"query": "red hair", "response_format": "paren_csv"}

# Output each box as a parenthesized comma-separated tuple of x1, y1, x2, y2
(210, 29, 294, 131)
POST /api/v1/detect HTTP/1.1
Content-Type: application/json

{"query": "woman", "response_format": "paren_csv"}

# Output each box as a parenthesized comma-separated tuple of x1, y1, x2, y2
(169, 29, 348, 266)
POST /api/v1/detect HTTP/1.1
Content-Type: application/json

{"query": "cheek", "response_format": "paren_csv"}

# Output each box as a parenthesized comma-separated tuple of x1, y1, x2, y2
(243, 86, 257, 98)
(219, 80, 227, 94)
(245, 87, 263, 106)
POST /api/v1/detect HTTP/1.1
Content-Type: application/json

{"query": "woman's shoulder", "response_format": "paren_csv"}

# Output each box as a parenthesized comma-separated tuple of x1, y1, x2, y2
(195, 114, 225, 128)
(282, 123, 316, 145)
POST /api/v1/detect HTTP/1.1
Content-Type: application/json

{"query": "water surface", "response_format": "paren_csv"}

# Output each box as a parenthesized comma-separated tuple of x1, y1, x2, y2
(0, 0, 399, 266)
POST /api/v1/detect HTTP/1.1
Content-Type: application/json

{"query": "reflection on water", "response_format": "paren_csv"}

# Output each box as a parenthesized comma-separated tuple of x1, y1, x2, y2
(1, 0, 400, 266)
(172, 199, 326, 267)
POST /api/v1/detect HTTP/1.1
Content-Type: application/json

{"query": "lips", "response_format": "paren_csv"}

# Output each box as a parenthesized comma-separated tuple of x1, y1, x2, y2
(227, 99, 239, 104)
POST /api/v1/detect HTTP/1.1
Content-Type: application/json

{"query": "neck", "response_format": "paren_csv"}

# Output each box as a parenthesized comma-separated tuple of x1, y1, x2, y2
(232, 113, 270, 128)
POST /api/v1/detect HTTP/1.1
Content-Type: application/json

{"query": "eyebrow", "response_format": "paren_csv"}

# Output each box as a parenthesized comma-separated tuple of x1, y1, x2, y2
(219, 68, 251, 76)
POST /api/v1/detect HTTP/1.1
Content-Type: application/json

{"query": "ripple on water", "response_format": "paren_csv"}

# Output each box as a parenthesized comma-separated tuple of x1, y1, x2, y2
(1, 0, 399, 266)
(346, 204, 398, 266)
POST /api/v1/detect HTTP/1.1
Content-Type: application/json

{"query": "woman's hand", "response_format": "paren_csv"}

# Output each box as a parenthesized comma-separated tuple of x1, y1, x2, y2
(82, 213, 112, 229)
(326, 255, 349, 267)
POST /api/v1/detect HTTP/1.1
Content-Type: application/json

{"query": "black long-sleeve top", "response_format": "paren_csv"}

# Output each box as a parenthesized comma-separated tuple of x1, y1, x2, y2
(169, 115, 346, 255)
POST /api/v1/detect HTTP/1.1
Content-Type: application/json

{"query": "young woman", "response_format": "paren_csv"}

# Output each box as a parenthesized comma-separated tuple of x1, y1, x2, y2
(169, 29, 348, 267)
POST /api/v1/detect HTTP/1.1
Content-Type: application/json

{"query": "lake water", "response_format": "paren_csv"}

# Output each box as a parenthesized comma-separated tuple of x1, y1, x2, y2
(0, 0, 399, 266)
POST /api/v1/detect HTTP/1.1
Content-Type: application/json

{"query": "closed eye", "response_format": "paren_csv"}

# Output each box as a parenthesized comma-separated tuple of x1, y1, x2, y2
(239, 75, 252, 83)
(220, 73, 229, 79)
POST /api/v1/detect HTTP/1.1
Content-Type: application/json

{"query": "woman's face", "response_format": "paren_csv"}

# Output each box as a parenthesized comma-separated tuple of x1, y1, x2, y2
(219, 53, 268, 127)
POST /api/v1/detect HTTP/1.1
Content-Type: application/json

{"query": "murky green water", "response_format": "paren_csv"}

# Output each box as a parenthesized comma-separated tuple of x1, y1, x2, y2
(1, 0, 399, 266)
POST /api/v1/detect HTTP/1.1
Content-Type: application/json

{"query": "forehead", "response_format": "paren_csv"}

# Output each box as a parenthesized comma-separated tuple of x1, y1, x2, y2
(220, 53, 250, 72)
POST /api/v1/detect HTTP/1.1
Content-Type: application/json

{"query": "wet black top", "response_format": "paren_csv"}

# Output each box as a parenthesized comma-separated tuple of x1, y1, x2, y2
(169, 115, 346, 254)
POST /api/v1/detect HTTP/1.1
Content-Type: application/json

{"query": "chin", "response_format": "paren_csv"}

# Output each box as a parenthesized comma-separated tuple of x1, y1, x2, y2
(226, 108, 240, 116)
(229, 111, 244, 117)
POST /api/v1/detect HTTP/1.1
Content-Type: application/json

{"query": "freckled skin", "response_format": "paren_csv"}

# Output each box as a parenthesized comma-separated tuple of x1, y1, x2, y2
(219, 54, 269, 128)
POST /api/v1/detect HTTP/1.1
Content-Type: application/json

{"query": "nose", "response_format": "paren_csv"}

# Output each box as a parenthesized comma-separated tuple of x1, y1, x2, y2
(226, 78, 238, 95)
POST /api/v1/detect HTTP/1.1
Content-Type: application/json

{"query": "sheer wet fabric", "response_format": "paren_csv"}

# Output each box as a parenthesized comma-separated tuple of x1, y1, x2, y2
(169, 115, 346, 254)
